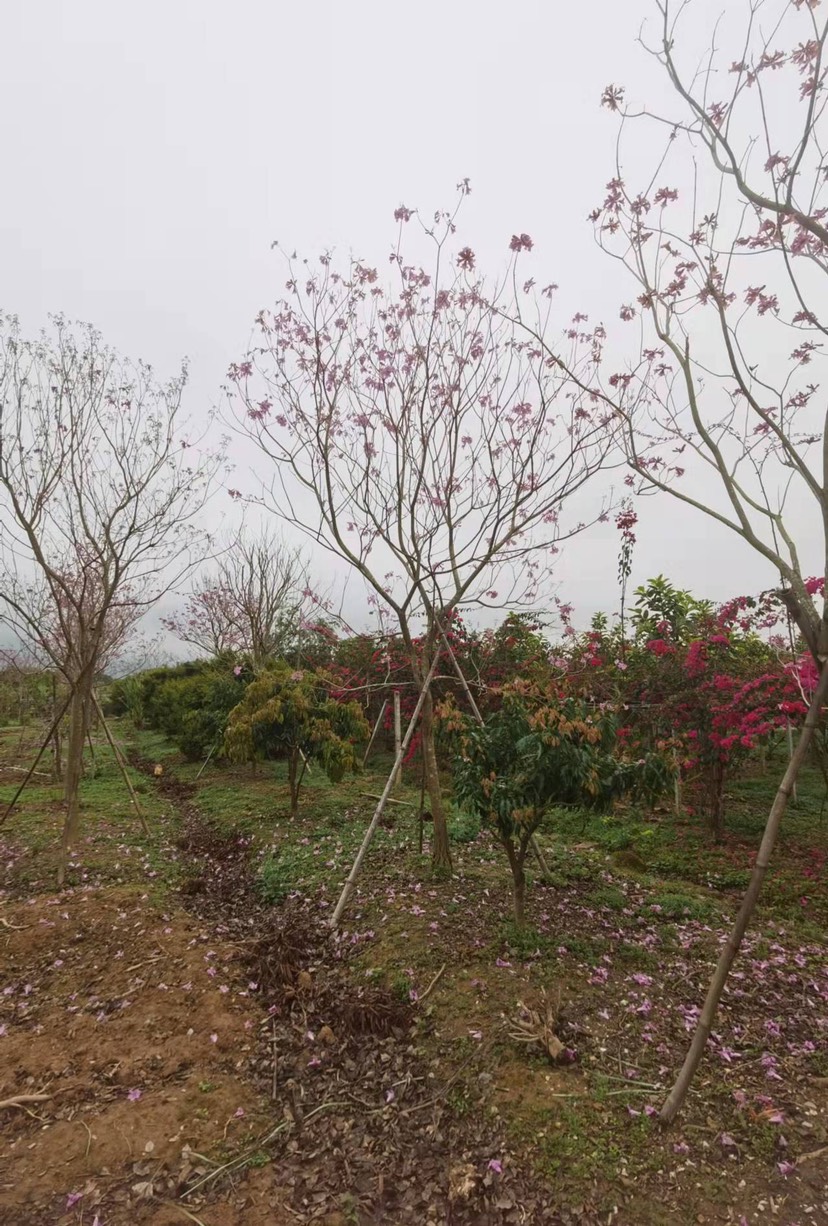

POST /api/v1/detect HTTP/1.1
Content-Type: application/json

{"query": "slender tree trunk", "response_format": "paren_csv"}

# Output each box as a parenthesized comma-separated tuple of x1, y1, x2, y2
(51, 675, 62, 783)
(660, 663, 828, 1124)
(420, 687, 452, 873)
(503, 837, 527, 926)
(708, 759, 725, 842)
(59, 676, 92, 884)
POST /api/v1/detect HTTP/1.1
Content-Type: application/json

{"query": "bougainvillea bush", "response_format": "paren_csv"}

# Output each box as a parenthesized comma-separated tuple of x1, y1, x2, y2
(556, 577, 820, 837)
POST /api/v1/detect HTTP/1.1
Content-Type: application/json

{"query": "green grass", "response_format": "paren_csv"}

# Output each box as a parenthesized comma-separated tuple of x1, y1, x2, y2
(0, 734, 177, 895)
(3, 720, 827, 1226)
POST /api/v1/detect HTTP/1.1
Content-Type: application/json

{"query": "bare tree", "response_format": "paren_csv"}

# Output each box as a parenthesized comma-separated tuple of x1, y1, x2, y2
(0, 313, 222, 878)
(163, 527, 307, 667)
(228, 188, 615, 870)
(528, 0, 828, 1120)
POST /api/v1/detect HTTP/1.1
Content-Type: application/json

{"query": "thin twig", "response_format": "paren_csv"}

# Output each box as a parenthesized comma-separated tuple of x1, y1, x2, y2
(0, 1093, 51, 1109)
(271, 1018, 279, 1100)
(125, 957, 162, 974)
(182, 1100, 346, 1199)
(159, 1202, 209, 1226)
(605, 1087, 662, 1097)
(418, 964, 446, 1003)
(360, 792, 415, 807)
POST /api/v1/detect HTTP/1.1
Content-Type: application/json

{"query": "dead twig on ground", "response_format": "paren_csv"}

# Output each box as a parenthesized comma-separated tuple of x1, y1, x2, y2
(418, 964, 446, 1003)
(0, 1093, 51, 1110)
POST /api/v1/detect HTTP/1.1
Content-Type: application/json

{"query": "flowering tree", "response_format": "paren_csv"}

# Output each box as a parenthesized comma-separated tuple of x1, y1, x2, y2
(163, 527, 308, 667)
(565, 577, 816, 837)
(0, 314, 221, 879)
(228, 188, 614, 870)
(591, 0, 828, 652)
(528, 0, 828, 1122)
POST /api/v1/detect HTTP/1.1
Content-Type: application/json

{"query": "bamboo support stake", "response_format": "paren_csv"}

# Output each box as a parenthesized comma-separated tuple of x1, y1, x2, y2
(0, 692, 73, 827)
(195, 742, 219, 781)
(330, 651, 441, 928)
(393, 690, 402, 790)
(361, 699, 388, 766)
(660, 665, 828, 1123)
(92, 694, 150, 837)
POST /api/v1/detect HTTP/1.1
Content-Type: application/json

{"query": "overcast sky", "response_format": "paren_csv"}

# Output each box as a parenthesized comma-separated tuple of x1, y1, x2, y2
(1, 0, 817, 643)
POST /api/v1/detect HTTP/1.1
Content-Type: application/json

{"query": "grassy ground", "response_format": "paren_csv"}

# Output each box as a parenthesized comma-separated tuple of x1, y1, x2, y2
(1, 721, 827, 1224)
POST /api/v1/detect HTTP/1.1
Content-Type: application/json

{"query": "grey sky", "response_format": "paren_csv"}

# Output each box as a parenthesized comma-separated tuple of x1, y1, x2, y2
(1, 0, 816, 639)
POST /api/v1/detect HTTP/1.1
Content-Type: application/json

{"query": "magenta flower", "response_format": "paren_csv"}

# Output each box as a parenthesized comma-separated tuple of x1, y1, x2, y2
(127, 1088, 142, 1102)
(508, 233, 534, 253)
(487, 1159, 503, 1174)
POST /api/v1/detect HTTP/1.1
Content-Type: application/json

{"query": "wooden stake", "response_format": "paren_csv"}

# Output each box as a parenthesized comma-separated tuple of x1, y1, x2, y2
(0, 692, 73, 827)
(393, 690, 402, 790)
(660, 665, 828, 1123)
(362, 699, 388, 766)
(673, 748, 682, 818)
(331, 651, 441, 928)
(195, 742, 219, 781)
(92, 694, 150, 837)
(360, 793, 415, 807)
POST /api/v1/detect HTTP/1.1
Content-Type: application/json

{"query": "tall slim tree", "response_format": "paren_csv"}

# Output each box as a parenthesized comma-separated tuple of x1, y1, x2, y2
(228, 189, 614, 870)
(526, 0, 828, 1120)
(0, 314, 222, 878)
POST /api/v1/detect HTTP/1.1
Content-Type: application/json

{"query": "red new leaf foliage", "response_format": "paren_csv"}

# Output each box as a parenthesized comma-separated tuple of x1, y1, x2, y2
(555, 579, 822, 832)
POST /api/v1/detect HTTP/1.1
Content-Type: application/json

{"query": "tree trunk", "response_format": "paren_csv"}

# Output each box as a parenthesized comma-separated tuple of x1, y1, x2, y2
(420, 686, 452, 873)
(59, 678, 91, 884)
(51, 674, 62, 782)
(660, 662, 828, 1124)
(708, 759, 725, 842)
(503, 837, 527, 926)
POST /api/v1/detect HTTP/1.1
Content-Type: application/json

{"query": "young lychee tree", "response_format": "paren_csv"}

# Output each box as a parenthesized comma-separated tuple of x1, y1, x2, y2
(224, 664, 369, 816)
(447, 683, 671, 925)
(522, 0, 828, 1121)
(228, 186, 614, 872)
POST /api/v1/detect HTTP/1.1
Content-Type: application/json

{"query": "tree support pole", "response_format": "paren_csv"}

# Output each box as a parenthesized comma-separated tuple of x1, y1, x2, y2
(361, 699, 388, 766)
(331, 651, 441, 928)
(393, 690, 402, 790)
(0, 693, 73, 827)
(92, 694, 150, 837)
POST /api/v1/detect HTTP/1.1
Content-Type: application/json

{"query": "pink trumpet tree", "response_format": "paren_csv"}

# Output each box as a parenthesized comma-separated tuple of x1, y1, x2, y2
(524, 0, 828, 1122)
(229, 187, 616, 871)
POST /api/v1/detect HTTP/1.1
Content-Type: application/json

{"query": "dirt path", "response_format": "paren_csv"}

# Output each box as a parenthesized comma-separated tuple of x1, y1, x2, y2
(1, 757, 580, 1226)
